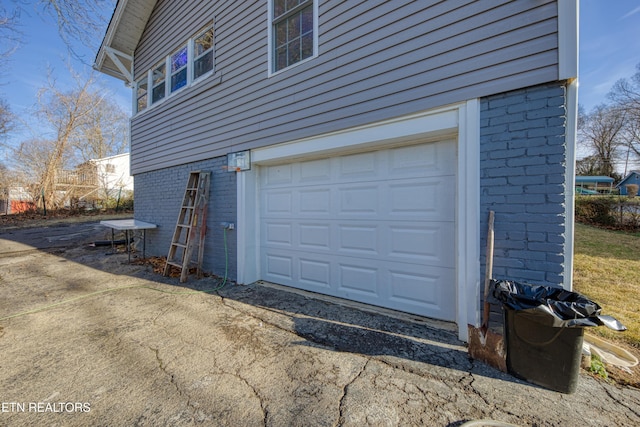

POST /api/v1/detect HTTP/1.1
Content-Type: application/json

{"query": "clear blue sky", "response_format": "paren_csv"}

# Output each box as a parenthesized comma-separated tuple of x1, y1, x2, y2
(2, 6, 130, 112)
(579, 0, 640, 112)
(0, 1, 130, 157)
(1, 1, 639, 158)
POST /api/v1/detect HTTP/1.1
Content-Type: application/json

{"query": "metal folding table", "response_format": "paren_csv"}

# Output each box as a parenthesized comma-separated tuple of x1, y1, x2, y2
(100, 219, 157, 262)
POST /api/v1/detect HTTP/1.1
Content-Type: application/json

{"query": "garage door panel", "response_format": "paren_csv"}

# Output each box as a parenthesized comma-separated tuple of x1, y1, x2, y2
(264, 190, 293, 215)
(338, 224, 379, 255)
(299, 189, 331, 214)
(260, 140, 456, 321)
(388, 140, 456, 179)
(338, 263, 379, 296)
(299, 223, 331, 250)
(388, 223, 454, 265)
(339, 186, 379, 215)
(264, 253, 294, 282)
(299, 258, 331, 289)
(264, 163, 294, 185)
(388, 267, 456, 322)
(264, 222, 293, 246)
(300, 158, 332, 183)
(339, 151, 378, 180)
(388, 179, 452, 219)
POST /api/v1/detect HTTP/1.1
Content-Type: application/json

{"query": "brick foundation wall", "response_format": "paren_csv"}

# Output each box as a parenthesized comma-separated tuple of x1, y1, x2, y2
(480, 82, 568, 287)
(134, 156, 237, 281)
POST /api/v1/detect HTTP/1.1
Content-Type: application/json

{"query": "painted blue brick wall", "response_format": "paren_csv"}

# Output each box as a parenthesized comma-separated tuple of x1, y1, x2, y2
(480, 82, 567, 287)
(134, 156, 237, 281)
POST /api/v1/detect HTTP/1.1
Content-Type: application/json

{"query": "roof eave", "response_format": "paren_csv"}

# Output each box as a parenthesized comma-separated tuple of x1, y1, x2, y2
(94, 0, 129, 82)
(93, 0, 157, 84)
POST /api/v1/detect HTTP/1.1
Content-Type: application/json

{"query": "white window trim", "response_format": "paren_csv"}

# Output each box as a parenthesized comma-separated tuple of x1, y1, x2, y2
(132, 23, 215, 117)
(267, 0, 319, 77)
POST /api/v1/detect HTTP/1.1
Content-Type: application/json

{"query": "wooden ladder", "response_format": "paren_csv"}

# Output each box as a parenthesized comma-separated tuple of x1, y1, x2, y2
(163, 171, 211, 282)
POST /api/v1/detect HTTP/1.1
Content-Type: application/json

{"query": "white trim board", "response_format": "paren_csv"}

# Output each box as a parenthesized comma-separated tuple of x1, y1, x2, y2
(557, 0, 579, 81)
(237, 102, 480, 342)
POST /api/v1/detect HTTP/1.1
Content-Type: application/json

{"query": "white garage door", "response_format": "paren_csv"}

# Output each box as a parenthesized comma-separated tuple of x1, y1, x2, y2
(259, 140, 456, 321)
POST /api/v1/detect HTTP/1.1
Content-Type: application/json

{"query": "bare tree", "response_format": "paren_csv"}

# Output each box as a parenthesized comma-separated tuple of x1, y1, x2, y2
(38, 0, 114, 60)
(0, 6, 20, 139)
(33, 72, 102, 207)
(15, 138, 55, 179)
(70, 95, 129, 163)
(575, 155, 606, 176)
(0, 162, 10, 213)
(14, 70, 128, 209)
(610, 63, 640, 117)
(0, 99, 13, 139)
(2, 1, 114, 63)
(609, 63, 640, 174)
(13, 137, 59, 205)
(577, 104, 627, 178)
(0, 5, 21, 65)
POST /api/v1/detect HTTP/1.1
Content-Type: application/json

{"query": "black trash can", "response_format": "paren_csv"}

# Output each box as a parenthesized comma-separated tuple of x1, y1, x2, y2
(492, 280, 626, 394)
(504, 307, 584, 393)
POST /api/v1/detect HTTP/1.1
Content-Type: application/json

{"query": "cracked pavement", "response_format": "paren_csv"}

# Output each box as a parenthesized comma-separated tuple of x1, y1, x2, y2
(1, 220, 639, 426)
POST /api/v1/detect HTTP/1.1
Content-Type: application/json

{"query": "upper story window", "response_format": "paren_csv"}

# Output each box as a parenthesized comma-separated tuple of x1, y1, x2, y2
(151, 62, 166, 104)
(133, 23, 214, 114)
(105, 164, 116, 174)
(171, 45, 188, 92)
(194, 28, 214, 80)
(136, 77, 148, 113)
(270, 0, 317, 74)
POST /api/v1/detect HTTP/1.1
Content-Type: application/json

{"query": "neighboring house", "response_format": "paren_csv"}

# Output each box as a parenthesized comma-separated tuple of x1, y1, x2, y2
(575, 175, 614, 195)
(56, 153, 133, 206)
(94, 0, 579, 341)
(93, 153, 134, 197)
(617, 171, 640, 196)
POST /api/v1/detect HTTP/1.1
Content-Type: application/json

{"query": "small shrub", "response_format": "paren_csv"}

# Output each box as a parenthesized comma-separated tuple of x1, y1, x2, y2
(588, 354, 608, 380)
(101, 192, 134, 211)
(575, 196, 617, 227)
(627, 184, 639, 197)
(575, 195, 640, 231)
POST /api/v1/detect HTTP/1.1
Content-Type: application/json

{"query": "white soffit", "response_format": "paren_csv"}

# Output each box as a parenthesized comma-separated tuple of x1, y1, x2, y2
(94, 0, 157, 83)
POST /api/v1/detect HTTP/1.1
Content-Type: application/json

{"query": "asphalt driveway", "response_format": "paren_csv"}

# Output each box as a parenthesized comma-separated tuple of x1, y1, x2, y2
(0, 219, 639, 426)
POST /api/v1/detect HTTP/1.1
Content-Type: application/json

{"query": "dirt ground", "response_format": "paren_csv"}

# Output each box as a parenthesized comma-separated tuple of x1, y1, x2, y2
(1, 214, 640, 426)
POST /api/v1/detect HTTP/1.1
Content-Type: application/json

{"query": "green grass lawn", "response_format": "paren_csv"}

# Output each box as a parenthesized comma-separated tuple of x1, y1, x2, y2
(573, 223, 640, 348)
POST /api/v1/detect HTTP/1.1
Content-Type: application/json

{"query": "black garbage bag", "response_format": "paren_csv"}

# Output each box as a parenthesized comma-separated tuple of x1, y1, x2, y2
(492, 280, 626, 330)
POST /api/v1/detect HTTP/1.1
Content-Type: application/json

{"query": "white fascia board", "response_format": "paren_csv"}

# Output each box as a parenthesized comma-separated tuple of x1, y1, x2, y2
(94, 0, 129, 75)
(558, 0, 579, 80)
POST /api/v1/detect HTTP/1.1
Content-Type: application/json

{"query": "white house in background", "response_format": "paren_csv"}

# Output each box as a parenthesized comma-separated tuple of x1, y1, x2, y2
(93, 153, 134, 197)
(56, 153, 133, 206)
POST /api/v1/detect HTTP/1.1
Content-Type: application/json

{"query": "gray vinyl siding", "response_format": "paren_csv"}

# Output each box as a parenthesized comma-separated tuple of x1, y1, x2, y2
(131, 0, 559, 175)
